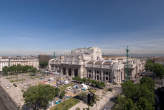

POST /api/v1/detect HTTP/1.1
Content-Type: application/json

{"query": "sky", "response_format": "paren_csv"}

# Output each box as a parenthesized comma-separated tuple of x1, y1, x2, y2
(0, 0, 164, 56)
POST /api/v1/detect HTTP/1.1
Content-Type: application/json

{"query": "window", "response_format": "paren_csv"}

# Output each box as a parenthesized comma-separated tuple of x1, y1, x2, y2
(74, 69, 78, 77)
(106, 77, 108, 80)
(89, 74, 91, 78)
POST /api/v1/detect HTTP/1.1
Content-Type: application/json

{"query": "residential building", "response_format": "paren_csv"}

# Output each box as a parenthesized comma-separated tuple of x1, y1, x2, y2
(0, 56, 39, 72)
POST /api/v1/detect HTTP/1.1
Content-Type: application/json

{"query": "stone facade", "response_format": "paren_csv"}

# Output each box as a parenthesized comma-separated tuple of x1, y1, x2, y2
(48, 47, 145, 84)
(0, 56, 39, 71)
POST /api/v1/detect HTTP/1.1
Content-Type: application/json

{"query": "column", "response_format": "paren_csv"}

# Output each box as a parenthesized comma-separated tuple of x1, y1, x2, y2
(60, 67, 63, 75)
(66, 68, 69, 77)
(72, 68, 75, 77)
(93, 69, 95, 80)
(101, 69, 104, 82)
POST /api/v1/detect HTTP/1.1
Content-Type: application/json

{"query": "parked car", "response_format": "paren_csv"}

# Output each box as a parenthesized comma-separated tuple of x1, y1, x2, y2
(13, 83, 17, 87)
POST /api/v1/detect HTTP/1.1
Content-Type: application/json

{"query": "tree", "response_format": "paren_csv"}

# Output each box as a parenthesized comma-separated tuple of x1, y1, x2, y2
(145, 60, 154, 72)
(2, 65, 38, 76)
(55, 88, 60, 96)
(140, 77, 155, 92)
(30, 67, 37, 73)
(2, 66, 8, 75)
(23, 84, 58, 110)
(152, 63, 164, 78)
(145, 59, 164, 78)
(137, 97, 154, 110)
(17, 64, 22, 73)
(113, 77, 155, 110)
(138, 84, 155, 105)
(39, 62, 48, 68)
(122, 81, 139, 100)
(113, 96, 136, 110)
(87, 92, 96, 106)
(59, 91, 65, 99)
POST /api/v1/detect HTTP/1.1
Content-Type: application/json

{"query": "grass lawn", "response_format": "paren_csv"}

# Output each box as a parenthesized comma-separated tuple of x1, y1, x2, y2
(59, 83, 73, 92)
(30, 75, 41, 79)
(6, 76, 17, 79)
(50, 98, 80, 110)
(10, 79, 25, 83)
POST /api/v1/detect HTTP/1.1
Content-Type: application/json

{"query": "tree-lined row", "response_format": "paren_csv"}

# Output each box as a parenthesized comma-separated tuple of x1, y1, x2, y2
(2, 64, 37, 75)
(73, 77, 105, 89)
(113, 77, 155, 110)
(145, 59, 164, 78)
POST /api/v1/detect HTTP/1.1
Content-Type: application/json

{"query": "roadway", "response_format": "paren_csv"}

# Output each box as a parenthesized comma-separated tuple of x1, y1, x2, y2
(101, 87, 122, 110)
(0, 85, 17, 110)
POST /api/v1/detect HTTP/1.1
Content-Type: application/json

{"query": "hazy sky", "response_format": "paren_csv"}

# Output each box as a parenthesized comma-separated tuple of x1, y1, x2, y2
(0, 0, 164, 56)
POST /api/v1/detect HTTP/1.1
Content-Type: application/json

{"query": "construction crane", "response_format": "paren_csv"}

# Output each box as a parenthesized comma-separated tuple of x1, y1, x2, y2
(53, 52, 56, 58)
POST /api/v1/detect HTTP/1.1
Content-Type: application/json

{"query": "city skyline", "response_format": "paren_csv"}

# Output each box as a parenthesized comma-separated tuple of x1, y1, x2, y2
(0, 0, 164, 56)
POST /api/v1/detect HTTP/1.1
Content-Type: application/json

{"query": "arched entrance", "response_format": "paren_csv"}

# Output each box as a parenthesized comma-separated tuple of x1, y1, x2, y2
(74, 69, 78, 77)
(97, 75, 99, 80)
(89, 74, 91, 78)
(63, 68, 66, 75)
(68, 68, 72, 76)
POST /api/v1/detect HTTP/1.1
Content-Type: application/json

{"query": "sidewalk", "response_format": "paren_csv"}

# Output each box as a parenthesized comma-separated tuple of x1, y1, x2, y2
(69, 89, 120, 110)
(0, 77, 24, 107)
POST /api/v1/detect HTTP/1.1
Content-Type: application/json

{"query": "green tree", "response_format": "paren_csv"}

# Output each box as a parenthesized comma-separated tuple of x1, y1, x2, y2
(2, 66, 8, 75)
(145, 60, 154, 72)
(59, 91, 65, 99)
(39, 62, 48, 68)
(55, 88, 60, 96)
(122, 81, 139, 100)
(113, 96, 136, 110)
(145, 59, 164, 78)
(23, 84, 57, 110)
(137, 97, 154, 110)
(140, 77, 154, 92)
(88, 92, 96, 106)
(17, 64, 22, 73)
(113, 77, 155, 110)
(138, 84, 155, 105)
(2, 65, 38, 76)
(152, 63, 164, 78)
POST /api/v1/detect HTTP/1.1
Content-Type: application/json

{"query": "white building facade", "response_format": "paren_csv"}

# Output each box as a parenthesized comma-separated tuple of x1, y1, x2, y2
(49, 47, 145, 84)
(0, 56, 39, 71)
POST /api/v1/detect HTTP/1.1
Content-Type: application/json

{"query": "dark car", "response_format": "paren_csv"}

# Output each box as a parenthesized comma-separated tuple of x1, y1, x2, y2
(13, 83, 17, 87)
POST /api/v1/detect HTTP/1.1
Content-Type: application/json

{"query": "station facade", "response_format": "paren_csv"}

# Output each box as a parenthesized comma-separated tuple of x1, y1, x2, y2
(49, 47, 145, 83)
